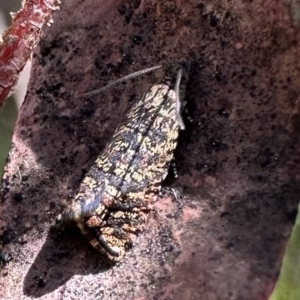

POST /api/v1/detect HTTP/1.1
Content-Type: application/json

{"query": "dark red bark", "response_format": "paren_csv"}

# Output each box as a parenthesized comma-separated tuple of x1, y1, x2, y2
(0, 0, 61, 106)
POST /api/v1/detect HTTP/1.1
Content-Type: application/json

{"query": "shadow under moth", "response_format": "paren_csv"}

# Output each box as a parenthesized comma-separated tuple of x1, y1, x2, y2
(55, 62, 191, 261)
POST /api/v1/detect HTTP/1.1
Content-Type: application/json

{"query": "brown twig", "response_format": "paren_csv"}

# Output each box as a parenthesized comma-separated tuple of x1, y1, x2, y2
(0, 0, 61, 107)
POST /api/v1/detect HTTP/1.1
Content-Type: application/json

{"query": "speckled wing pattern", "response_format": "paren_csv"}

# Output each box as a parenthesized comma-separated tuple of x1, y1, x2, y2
(56, 62, 190, 260)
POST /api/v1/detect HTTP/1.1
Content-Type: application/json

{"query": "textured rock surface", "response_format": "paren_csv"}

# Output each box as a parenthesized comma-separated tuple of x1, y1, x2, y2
(1, 0, 300, 299)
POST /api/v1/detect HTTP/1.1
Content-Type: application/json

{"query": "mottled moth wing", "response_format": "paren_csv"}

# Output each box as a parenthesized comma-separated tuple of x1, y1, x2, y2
(56, 62, 190, 260)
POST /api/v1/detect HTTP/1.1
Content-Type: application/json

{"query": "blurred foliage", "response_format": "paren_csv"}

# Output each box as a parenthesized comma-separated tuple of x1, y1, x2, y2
(0, 97, 18, 182)
(0, 0, 22, 185)
(270, 205, 300, 300)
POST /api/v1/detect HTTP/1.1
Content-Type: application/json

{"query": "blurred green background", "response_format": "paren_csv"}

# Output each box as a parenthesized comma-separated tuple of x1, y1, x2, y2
(0, 0, 31, 179)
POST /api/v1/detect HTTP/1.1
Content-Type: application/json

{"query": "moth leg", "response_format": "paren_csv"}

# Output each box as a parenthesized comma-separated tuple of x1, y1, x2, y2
(107, 209, 149, 233)
(109, 200, 143, 211)
(93, 229, 122, 258)
(85, 215, 104, 228)
(84, 196, 144, 228)
(86, 200, 149, 229)
(77, 222, 125, 260)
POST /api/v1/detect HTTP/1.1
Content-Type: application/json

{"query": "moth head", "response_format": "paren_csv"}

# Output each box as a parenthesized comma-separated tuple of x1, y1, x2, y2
(54, 181, 106, 228)
(54, 209, 77, 229)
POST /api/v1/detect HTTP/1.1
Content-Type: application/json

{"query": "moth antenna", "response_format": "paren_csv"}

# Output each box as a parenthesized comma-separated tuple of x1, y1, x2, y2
(174, 68, 185, 130)
(78, 65, 163, 98)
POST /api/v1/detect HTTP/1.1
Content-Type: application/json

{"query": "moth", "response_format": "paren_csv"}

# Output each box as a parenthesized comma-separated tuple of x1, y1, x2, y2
(55, 62, 190, 261)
